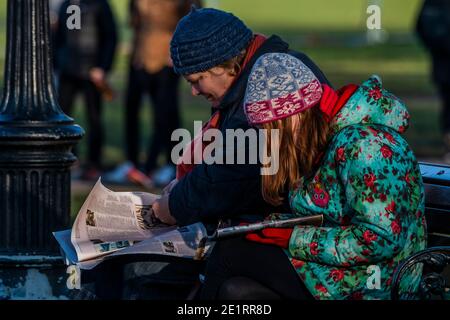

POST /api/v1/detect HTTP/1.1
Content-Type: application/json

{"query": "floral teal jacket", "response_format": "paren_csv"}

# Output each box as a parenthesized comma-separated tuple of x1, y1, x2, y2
(285, 76, 427, 300)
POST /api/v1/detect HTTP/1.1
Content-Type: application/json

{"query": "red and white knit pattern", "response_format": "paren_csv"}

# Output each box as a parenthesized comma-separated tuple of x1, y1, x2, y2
(244, 53, 323, 124)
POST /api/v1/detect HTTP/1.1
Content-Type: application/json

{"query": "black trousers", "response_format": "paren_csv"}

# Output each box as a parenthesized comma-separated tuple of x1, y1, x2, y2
(200, 237, 313, 300)
(125, 66, 181, 172)
(439, 84, 450, 133)
(58, 74, 103, 168)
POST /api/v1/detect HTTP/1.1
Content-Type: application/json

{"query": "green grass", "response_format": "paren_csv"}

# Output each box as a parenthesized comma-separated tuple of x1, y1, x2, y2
(215, 0, 423, 32)
(107, 0, 423, 33)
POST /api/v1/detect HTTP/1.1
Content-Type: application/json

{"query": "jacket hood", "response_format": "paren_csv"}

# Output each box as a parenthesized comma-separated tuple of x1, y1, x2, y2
(331, 75, 410, 134)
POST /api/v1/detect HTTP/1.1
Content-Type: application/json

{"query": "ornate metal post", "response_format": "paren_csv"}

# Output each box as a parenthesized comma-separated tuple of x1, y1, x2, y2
(0, 0, 83, 299)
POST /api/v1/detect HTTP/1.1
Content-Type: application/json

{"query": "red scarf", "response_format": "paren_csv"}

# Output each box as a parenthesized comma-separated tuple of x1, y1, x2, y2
(176, 35, 268, 179)
(319, 84, 358, 122)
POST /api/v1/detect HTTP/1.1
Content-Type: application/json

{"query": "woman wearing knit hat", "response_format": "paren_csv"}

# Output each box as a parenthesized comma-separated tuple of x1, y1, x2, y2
(153, 7, 331, 227)
(74, 7, 332, 301)
(199, 53, 426, 300)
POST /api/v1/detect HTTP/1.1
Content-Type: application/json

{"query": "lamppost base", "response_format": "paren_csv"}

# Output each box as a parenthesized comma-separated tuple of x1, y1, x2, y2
(0, 255, 71, 300)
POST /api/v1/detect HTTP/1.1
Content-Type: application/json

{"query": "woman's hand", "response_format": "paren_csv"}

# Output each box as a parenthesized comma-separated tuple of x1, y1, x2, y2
(153, 194, 177, 225)
(89, 67, 105, 88)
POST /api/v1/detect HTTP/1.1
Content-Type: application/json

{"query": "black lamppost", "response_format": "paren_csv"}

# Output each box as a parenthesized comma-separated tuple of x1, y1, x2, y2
(0, 0, 83, 299)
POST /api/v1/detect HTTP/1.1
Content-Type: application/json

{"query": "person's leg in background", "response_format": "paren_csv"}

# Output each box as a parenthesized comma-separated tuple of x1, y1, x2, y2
(159, 67, 181, 168)
(82, 79, 104, 179)
(144, 68, 178, 178)
(103, 66, 149, 185)
(125, 65, 145, 167)
(200, 236, 313, 300)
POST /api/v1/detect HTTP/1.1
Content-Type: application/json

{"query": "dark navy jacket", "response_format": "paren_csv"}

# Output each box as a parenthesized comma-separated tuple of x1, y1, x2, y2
(170, 35, 331, 226)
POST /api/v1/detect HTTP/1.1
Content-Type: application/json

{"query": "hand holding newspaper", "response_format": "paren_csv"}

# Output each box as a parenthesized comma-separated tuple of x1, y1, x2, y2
(53, 179, 209, 269)
(53, 179, 324, 270)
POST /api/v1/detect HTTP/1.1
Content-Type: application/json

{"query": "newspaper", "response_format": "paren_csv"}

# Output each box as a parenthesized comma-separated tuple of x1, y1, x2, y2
(53, 179, 209, 269)
(53, 179, 324, 270)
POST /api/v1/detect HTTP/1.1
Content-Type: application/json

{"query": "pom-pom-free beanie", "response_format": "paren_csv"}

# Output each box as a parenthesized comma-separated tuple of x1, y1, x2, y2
(170, 7, 253, 75)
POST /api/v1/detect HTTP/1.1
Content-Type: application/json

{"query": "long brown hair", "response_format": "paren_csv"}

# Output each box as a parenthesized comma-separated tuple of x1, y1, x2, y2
(261, 107, 330, 206)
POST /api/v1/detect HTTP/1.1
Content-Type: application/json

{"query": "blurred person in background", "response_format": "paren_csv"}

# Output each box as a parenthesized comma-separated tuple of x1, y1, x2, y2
(416, 0, 450, 163)
(54, 0, 118, 180)
(104, 0, 202, 188)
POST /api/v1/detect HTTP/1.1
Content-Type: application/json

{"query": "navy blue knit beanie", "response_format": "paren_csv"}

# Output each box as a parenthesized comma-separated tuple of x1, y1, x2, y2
(170, 7, 253, 75)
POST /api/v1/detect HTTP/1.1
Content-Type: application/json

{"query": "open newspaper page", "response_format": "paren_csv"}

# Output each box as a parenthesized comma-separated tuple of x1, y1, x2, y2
(54, 222, 210, 270)
(107, 222, 210, 259)
(71, 179, 177, 262)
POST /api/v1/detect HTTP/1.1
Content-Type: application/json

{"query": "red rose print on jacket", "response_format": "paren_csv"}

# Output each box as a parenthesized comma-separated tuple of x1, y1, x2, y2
(380, 145, 393, 159)
(330, 269, 345, 282)
(405, 172, 411, 184)
(315, 284, 328, 294)
(368, 126, 379, 136)
(368, 87, 382, 101)
(309, 242, 319, 255)
(362, 115, 371, 123)
(385, 201, 396, 213)
(335, 147, 346, 162)
(364, 172, 376, 189)
(383, 131, 395, 144)
(359, 129, 369, 137)
(391, 219, 401, 235)
(291, 259, 305, 269)
(311, 184, 330, 208)
(363, 230, 378, 244)
(405, 172, 415, 185)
